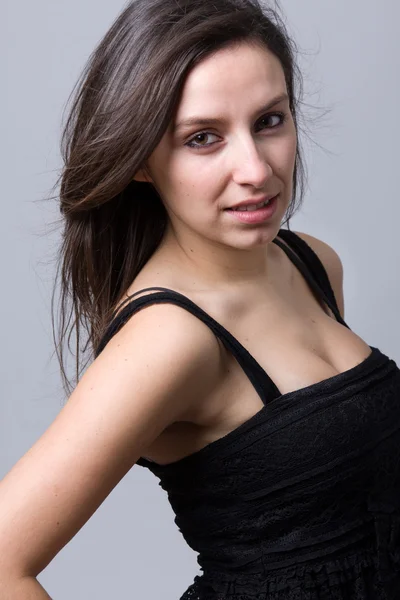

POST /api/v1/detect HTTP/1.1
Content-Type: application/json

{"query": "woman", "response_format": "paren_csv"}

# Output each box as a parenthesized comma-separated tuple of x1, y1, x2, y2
(1, 0, 399, 598)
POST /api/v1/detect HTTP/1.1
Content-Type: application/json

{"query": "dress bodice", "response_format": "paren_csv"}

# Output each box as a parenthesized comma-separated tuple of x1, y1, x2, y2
(95, 229, 400, 599)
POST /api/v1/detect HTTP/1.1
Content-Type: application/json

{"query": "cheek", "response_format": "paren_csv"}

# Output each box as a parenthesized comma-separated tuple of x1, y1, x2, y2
(271, 135, 297, 179)
(287, 121, 298, 162)
(278, 115, 297, 166)
(288, 137, 298, 171)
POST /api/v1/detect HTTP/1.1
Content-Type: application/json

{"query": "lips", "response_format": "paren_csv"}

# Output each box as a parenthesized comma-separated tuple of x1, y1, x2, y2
(226, 193, 279, 223)
(230, 198, 272, 212)
(226, 193, 278, 211)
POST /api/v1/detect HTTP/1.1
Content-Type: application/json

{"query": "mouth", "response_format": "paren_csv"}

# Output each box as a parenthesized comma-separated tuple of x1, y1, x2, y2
(225, 193, 279, 212)
(224, 194, 279, 223)
(226, 196, 276, 212)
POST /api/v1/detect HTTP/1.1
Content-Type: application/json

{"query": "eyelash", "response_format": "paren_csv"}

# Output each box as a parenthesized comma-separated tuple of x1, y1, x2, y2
(185, 111, 287, 150)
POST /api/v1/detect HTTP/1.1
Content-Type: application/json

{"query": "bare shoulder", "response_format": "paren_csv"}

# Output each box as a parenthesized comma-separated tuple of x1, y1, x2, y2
(0, 302, 221, 578)
(292, 230, 345, 319)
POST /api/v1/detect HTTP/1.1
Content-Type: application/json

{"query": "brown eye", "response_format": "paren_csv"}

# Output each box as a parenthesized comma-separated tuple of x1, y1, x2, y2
(186, 132, 219, 149)
(185, 111, 287, 151)
(257, 112, 286, 130)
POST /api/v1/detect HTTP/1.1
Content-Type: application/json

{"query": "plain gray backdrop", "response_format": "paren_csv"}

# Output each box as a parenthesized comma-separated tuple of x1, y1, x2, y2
(2, 1, 399, 598)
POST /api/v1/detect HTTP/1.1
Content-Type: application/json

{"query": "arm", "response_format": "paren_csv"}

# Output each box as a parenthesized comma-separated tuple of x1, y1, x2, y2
(294, 231, 345, 319)
(1, 576, 53, 600)
(0, 303, 222, 589)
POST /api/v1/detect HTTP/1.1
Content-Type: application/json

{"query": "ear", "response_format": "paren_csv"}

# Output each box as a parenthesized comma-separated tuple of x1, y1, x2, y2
(132, 167, 154, 184)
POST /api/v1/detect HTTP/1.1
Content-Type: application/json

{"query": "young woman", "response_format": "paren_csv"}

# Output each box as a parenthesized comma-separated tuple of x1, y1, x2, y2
(1, 0, 399, 598)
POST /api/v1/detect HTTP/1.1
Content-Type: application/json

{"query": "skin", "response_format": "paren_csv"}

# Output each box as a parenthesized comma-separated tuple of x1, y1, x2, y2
(128, 40, 372, 464)
(0, 41, 374, 583)
(133, 40, 297, 288)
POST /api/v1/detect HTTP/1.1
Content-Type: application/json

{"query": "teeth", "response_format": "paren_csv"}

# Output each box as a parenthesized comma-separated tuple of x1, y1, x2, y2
(234, 198, 271, 211)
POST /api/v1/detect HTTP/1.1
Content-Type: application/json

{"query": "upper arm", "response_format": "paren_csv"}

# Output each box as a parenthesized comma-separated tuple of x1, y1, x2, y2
(0, 303, 221, 578)
(293, 231, 345, 319)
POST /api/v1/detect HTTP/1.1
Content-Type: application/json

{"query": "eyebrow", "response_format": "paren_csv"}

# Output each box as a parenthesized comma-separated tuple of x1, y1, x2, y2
(173, 92, 289, 132)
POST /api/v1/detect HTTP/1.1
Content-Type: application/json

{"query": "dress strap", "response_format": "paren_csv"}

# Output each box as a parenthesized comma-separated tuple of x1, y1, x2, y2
(273, 230, 348, 328)
(95, 287, 280, 403)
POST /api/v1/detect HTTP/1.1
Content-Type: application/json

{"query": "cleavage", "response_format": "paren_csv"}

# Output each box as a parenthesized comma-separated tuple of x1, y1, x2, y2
(183, 303, 373, 457)
(226, 309, 371, 397)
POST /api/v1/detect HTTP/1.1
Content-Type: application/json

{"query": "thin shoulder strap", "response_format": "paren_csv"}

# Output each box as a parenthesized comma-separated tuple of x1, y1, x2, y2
(274, 229, 348, 328)
(95, 287, 280, 403)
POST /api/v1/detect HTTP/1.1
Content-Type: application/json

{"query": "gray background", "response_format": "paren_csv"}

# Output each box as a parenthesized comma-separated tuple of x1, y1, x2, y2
(2, 1, 399, 598)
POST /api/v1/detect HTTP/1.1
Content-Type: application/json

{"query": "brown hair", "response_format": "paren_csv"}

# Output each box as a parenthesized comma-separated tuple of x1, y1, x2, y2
(48, 0, 308, 398)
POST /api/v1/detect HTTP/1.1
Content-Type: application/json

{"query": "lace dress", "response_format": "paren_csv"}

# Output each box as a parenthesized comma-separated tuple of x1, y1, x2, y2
(95, 229, 400, 599)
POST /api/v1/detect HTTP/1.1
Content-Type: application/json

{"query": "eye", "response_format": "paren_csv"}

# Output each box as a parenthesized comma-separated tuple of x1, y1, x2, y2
(185, 111, 287, 150)
(256, 112, 286, 130)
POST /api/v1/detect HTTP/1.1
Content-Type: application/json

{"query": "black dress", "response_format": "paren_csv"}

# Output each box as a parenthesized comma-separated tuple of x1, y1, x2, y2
(95, 229, 400, 599)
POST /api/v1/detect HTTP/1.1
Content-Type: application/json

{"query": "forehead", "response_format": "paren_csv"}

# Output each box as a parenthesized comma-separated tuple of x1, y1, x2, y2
(172, 42, 287, 129)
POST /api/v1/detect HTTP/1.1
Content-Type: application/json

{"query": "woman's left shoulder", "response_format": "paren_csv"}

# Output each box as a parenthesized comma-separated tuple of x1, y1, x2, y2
(292, 230, 345, 318)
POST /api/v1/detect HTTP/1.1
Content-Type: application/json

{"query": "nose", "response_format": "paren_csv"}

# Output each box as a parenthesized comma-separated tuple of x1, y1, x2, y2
(231, 137, 274, 189)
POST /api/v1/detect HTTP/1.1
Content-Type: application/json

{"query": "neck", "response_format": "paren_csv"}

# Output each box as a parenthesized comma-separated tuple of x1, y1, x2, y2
(156, 224, 281, 289)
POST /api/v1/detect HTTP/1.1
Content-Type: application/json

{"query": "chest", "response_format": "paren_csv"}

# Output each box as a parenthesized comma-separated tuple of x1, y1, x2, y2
(141, 257, 371, 466)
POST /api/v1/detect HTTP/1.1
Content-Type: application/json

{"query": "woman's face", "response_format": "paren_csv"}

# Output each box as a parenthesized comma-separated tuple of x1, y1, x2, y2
(135, 41, 297, 256)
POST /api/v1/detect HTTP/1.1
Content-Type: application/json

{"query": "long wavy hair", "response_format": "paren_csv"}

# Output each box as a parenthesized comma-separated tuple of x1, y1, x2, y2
(48, 0, 309, 398)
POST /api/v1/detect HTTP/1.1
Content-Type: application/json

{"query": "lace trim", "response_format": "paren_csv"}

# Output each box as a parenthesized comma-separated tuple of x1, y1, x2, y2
(180, 547, 392, 599)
